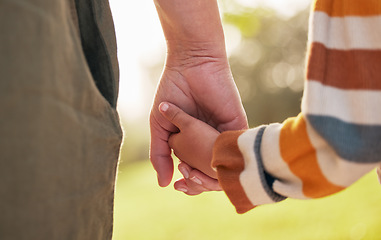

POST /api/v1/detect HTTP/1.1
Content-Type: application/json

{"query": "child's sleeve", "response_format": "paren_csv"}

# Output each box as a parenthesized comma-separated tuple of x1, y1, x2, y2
(212, 0, 381, 214)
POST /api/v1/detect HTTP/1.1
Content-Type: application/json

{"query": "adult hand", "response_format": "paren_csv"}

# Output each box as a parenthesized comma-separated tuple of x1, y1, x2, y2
(150, 53, 248, 187)
(151, 0, 248, 188)
(174, 162, 222, 195)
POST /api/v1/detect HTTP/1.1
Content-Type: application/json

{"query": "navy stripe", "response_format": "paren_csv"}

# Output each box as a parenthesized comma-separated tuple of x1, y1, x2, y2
(308, 115, 381, 163)
(254, 126, 287, 203)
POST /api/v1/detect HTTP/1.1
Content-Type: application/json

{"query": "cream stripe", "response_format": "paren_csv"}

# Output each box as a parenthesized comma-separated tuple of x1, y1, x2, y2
(305, 118, 379, 187)
(302, 80, 381, 125)
(309, 11, 381, 50)
(261, 123, 307, 199)
(237, 128, 276, 205)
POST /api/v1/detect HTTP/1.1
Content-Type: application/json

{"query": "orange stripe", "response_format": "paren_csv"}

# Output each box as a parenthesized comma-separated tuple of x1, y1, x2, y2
(306, 42, 381, 90)
(212, 130, 255, 213)
(279, 114, 344, 198)
(314, 0, 381, 17)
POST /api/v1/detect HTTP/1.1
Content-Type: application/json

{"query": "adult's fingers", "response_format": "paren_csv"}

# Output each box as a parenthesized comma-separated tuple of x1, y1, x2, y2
(188, 168, 222, 191)
(173, 178, 208, 196)
(175, 162, 222, 195)
(149, 116, 174, 187)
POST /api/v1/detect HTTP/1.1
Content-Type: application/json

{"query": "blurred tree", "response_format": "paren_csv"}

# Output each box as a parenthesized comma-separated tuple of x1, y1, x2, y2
(146, 1, 310, 127)
(222, 2, 309, 126)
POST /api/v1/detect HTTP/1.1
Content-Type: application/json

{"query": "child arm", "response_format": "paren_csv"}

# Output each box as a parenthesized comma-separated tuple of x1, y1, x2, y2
(210, 0, 381, 213)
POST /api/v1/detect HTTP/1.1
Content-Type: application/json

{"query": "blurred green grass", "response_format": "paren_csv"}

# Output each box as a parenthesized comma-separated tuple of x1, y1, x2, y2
(113, 161, 381, 240)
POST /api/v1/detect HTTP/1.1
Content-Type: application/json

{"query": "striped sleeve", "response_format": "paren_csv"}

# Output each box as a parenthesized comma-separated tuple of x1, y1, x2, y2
(212, 0, 381, 213)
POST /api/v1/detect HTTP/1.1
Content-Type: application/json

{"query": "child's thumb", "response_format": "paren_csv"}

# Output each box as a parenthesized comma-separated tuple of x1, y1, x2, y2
(159, 102, 193, 129)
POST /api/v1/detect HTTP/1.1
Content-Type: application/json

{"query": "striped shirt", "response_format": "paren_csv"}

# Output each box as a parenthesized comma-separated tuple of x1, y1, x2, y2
(211, 0, 381, 214)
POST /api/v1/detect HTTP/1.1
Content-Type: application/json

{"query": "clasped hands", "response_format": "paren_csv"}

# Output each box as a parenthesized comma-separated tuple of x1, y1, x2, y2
(149, 51, 248, 195)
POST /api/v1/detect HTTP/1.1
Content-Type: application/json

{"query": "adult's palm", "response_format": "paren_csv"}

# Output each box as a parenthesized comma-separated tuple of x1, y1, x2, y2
(150, 57, 248, 187)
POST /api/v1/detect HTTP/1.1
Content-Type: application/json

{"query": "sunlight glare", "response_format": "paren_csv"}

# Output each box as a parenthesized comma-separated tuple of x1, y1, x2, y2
(109, 0, 165, 121)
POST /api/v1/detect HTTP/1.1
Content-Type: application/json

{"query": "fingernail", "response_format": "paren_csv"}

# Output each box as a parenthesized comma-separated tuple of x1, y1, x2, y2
(191, 176, 202, 185)
(160, 103, 169, 112)
(177, 187, 188, 193)
(179, 167, 189, 179)
(157, 174, 164, 187)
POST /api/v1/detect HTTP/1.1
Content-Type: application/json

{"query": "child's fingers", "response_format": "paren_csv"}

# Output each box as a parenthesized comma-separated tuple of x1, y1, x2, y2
(159, 102, 194, 129)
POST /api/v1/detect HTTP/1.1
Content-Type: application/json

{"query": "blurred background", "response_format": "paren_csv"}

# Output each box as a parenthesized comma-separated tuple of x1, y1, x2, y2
(109, 0, 381, 239)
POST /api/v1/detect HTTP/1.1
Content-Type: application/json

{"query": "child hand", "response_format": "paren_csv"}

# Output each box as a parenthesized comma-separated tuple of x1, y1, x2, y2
(159, 102, 220, 179)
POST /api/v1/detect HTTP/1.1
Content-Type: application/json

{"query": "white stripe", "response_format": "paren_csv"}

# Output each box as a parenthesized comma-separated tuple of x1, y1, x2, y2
(237, 128, 276, 205)
(261, 124, 307, 199)
(309, 11, 381, 50)
(305, 119, 379, 187)
(302, 80, 381, 125)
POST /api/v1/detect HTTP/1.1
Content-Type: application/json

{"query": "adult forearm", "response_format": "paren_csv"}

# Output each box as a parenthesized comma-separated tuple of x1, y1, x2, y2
(154, 0, 227, 60)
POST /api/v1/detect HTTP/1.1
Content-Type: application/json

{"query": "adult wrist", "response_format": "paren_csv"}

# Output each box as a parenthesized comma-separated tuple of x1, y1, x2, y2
(165, 39, 228, 69)
(154, 0, 227, 65)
